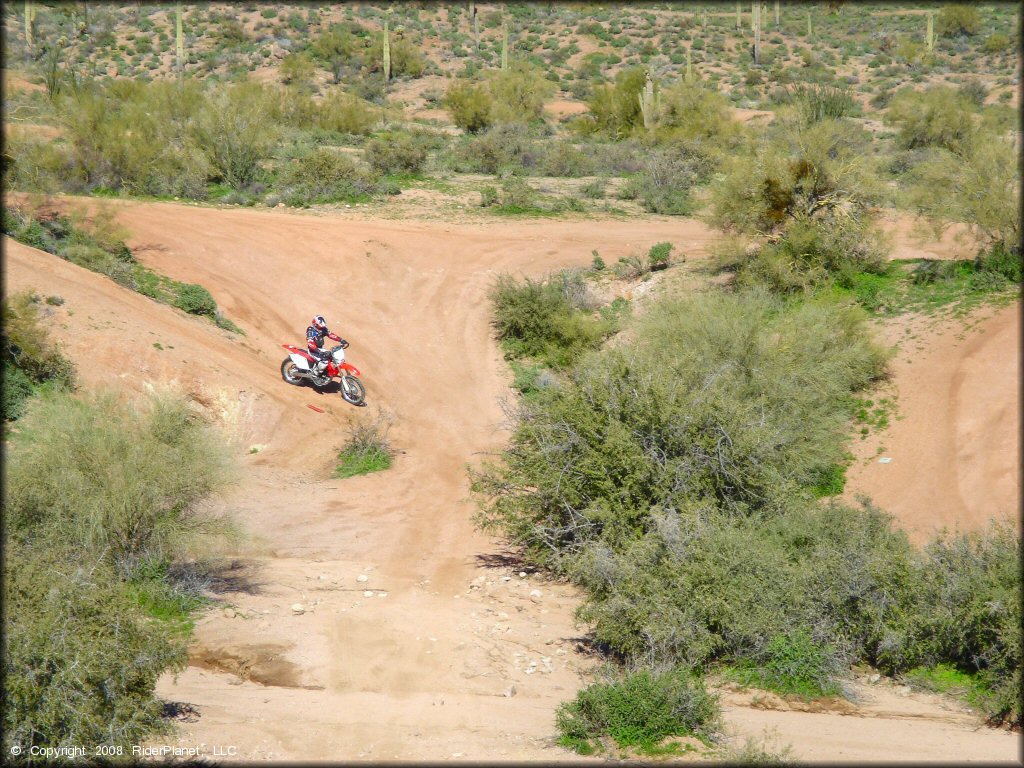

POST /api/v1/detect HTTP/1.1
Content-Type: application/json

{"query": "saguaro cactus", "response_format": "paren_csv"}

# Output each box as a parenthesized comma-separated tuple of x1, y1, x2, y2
(501, 23, 509, 69)
(753, 2, 761, 64)
(469, 1, 478, 51)
(926, 11, 934, 52)
(638, 72, 658, 130)
(736, 2, 741, 30)
(25, 0, 33, 54)
(175, 1, 184, 76)
(702, 10, 707, 30)
(383, 15, 391, 81)
(686, 46, 694, 83)
(807, 9, 813, 38)
(775, 0, 780, 29)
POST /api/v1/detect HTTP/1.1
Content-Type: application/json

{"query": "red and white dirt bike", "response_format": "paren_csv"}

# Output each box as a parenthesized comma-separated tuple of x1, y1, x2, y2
(280, 341, 366, 406)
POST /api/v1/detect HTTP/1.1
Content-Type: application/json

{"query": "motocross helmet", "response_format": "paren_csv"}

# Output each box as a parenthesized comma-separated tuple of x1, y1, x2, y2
(312, 315, 327, 331)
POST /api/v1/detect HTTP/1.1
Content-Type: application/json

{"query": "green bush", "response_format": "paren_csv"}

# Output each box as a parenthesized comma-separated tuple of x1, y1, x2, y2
(363, 131, 429, 175)
(487, 62, 557, 125)
(489, 273, 612, 368)
(884, 86, 976, 154)
(647, 242, 673, 269)
(475, 289, 889, 570)
(5, 390, 228, 574)
(936, 5, 981, 37)
(780, 83, 860, 123)
(718, 215, 890, 294)
(3, 542, 187, 755)
(726, 630, 843, 699)
(585, 66, 646, 137)
(557, 668, 720, 753)
(634, 142, 710, 215)
(174, 283, 217, 316)
(906, 130, 1019, 256)
(278, 148, 381, 205)
(981, 33, 1010, 53)
(1, 291, 77, 415)
(878, 522, 1021, 726)
(334, 411, 393, 479)
(444, 81, 494, 133)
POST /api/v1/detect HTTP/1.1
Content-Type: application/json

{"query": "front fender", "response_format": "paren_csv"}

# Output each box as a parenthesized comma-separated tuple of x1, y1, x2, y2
(339, 362, 361, 377)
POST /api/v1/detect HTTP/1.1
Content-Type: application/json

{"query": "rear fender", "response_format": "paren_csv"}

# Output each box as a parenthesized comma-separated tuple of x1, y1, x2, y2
(339, 362, 361, 376)
(288, 353, 312, 370)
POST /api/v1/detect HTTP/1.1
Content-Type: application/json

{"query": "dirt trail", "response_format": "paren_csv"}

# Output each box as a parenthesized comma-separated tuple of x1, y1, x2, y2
(844, 302, 1020, 545)
(4, 201, 1017, 762)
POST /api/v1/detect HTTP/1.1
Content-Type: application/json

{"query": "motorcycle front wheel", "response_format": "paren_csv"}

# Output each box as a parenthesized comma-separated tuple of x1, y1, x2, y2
(340, 375, 366, 405)
(281, 359, 305, 386)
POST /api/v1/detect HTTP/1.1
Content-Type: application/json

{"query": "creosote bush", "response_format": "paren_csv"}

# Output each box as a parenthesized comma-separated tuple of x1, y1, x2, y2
(2, 291, 77, 420)
(489, 273, 613, 369)
(557, 667, 720, 753)
(6, 390, 229, 573)
(334, 410, 393, 479)
(4, 388, 231, 754)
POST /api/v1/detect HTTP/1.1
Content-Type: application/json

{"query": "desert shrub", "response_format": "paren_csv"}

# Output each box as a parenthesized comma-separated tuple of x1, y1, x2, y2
(3, 542, 187, 755)
(718, 215, 890, 294)
(1, 292, 76, 420)
(280, 52, 316, 89)
(2, 134, 79, 194)
(479, 185, 499, 207)
(958, 79, 989, 107)
(449, 123, 537, 174)
(487, 62, 557, 125)
(310, 23, 360, 82)
(653, 80, 739, 144)
(335, 410, 393, 478)
(489, 273, 612, 368)
(496, 176, 539, 210)
(905, 130, 1019, 255)
(278, 148, 380, 205)
(475, 289, 889, 570)
(581, 178, 606, 199)
(174, 284, 217, 316)
(884, 86, 976, 154)
(647, 242, 673, 269)
(878, 522, 1021, 726)
(936, 5, 981, 37)
(363, 131, 429, 175)
(556, 668, 720, 753)
(5, 390, 228, 574)
(194, 83, 279, 187)
(778, 83, 860, 123)
(538, 140, 597, 177)
(981, 33, 1010, 53)
(366, 36, 427, 78)
(309, 91, 378, 135)
(444, 81, 494, 133)
(633, 142, 711, 215)
(707, 118, 882, 236)
(445, 64, 554, 132)
(585, 66, 646, 137)
(725, 630, 844, 699)
(977, 244, 1022, 284)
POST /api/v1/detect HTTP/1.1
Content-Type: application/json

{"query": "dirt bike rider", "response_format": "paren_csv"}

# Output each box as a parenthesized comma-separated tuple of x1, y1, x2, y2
(306, 315, 347, 375)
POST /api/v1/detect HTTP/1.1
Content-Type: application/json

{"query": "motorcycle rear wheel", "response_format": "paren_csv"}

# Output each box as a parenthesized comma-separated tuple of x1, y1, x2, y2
(340, 375, 366, 405)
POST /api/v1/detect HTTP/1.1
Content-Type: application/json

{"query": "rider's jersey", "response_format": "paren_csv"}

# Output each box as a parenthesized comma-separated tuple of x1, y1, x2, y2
(307, 324, 339, 352)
